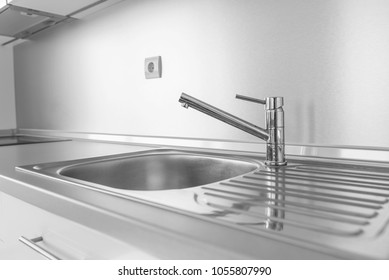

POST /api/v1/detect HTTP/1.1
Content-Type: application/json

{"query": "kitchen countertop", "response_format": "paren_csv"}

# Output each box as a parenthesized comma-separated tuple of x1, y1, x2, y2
(0, 138, 368, 259)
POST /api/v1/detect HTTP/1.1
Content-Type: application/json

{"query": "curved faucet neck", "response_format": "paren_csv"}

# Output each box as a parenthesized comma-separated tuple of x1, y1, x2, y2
(179, 93, 287, 166)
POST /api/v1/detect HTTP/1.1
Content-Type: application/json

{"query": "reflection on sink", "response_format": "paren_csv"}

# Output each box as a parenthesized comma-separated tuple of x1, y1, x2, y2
(20, 149, 260, 191)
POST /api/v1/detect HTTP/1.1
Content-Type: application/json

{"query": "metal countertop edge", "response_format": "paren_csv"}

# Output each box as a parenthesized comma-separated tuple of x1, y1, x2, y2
(15, 128, 389, 164)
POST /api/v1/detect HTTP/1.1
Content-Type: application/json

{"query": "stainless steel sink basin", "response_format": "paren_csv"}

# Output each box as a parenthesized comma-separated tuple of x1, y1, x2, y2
(59, 151, 259, 190)
(20, 149, 261, 191)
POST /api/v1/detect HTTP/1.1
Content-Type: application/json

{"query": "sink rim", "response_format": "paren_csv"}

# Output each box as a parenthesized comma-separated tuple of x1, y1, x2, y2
(57, 149, 262, 191)
(17, 148, 265, 193)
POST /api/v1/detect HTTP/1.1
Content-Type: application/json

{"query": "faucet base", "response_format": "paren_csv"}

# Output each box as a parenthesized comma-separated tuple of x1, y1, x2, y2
(265, 161, 288, 167)
(265, 144, 287, 167)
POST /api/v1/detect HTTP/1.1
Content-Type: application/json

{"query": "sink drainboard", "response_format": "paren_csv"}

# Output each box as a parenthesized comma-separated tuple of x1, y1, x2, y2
(195, 162, 389, 258)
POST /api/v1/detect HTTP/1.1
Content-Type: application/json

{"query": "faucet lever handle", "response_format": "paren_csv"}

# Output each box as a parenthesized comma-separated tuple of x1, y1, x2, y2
(235, 94, 266, 105)
(236, 95, 284, 110)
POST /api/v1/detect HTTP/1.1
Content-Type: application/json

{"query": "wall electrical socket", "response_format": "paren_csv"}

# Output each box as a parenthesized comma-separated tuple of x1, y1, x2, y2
(144, 56, 162, 79)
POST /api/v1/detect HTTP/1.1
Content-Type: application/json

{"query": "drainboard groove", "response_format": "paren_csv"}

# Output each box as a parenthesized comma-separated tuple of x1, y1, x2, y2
(230, 178, 388, 204)
(244, 223, 364, 238)
(202, 193, 369, 226)
(242, 175, 389, 198)
(289, 167, 389, 182)
(274, 205, 369, 226)
(202, 191, 378, 219)
(375, 218, 389, 237)
(215, 183, 383, 209)
(253, 171, 389, 192)
(295, 165, 389, 178)
(205, 201, 364, 237)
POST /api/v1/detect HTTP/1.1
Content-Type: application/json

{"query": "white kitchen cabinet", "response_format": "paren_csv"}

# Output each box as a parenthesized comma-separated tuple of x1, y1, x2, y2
(9, 0, 124, 18)
(0, 192, 45, 259)
(1, 0, 124, 45)
(0, 191, 155, 259)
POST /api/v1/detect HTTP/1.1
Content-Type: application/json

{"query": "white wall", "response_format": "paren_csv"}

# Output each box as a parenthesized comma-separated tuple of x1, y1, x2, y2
(14, 0, 389, 147)
(0, 42, 16, 129)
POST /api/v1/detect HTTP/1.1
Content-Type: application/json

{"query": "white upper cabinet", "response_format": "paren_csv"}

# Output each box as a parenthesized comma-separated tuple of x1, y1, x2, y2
(8, 0, 124, 19)
(10, 0, 101, 16)
(0, 0, 124, 45)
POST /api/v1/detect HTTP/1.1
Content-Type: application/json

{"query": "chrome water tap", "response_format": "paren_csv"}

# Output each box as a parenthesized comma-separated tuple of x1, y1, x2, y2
(179, 93, 287, 166)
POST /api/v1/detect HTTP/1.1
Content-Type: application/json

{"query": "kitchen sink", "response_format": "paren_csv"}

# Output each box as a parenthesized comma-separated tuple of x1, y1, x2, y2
(18, 149, 261, 191)
(16, 147, 389, 258)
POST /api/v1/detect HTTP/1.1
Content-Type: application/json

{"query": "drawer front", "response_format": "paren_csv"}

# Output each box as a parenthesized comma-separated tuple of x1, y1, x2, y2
(0, 192, 154, 259)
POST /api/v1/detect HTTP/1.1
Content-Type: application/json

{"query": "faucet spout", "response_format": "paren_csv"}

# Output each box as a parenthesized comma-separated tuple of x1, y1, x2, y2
(179, 93, 269, 141)
(178, 92, 287, 166)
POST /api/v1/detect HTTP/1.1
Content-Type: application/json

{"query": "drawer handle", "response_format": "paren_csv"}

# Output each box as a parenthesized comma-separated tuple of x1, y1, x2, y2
(18, 236, 61, 260)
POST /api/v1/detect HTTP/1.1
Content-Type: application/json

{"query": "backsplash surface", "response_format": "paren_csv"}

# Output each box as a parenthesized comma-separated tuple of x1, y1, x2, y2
(14, 0, 389, 147)
(0, 46, 16, 129)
